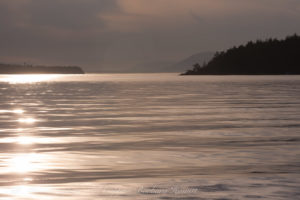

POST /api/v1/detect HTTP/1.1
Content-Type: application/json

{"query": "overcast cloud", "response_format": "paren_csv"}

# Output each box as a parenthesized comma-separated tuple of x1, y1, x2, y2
(0, 0, 299, 72)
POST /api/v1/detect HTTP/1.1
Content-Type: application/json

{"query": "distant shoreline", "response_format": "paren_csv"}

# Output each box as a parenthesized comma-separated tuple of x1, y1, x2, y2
(0, 64, 85, 74)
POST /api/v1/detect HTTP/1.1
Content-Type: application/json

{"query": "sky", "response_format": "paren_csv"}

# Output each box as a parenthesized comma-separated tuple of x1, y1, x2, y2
(0, 0, 299, 72)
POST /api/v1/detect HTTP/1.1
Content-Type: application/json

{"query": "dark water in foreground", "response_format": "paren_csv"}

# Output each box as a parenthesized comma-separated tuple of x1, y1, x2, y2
(0, 74, 300, 200)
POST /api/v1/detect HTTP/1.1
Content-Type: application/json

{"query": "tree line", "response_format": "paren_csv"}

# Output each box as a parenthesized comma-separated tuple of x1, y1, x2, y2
(182, 34, 300, 75)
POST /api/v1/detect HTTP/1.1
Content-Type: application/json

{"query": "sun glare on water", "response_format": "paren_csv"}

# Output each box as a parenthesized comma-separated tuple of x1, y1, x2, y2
(0, 109, 24, 114)
(0, 74, 62, 84)
(18, 118, 37, 124)
(9, 153, 40, 173)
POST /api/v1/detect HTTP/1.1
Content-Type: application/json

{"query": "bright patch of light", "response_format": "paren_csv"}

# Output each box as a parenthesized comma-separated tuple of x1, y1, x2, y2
(11, 185, 31, 197)
(13, 109, 25, 114)
(17, 128, 24, 132)
(16, 136, 34, 145)
(0, 109, 25, 114)
(0, 74, 61, 84)
(0, 110, 10, 113)
(23, 177, 33, 182)
(0, 136, 58, 145)
(0, 185, 50, 199)
(9, 153, 39, 173)
(18, 118, 36, 124)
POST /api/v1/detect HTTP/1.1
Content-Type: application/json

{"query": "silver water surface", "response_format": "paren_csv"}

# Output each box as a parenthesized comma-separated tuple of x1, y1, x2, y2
(0, 74, 300, 200)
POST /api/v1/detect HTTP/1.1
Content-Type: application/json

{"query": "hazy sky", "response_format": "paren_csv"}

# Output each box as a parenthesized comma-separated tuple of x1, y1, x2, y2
(0, 0, 299, 72)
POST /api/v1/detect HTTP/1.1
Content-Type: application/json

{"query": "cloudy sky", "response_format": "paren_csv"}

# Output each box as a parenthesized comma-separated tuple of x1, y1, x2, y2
(0, 0, 299, 72)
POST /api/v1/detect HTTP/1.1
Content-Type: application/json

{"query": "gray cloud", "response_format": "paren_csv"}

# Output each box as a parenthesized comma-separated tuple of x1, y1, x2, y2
(26, 0, 117, 30)
(0, 0, 119, 70)
(0, 0, 300, 72)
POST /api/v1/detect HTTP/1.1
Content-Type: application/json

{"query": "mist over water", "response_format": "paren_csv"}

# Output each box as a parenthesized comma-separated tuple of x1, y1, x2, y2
(0, 74, 300, 200)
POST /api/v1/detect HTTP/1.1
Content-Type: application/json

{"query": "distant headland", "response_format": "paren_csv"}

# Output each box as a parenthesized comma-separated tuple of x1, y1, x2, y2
(0, 63, 85, 74)
(181, 34, 300, 75)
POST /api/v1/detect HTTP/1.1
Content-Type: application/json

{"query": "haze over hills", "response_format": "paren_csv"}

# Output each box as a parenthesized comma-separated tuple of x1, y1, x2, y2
(90, 52, 215, 73)
(165, 52, 214, 72)
(133, 52, 214, 73)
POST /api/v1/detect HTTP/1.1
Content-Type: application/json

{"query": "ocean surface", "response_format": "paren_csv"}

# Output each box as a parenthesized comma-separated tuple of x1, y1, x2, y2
(0, 74, 300, 200)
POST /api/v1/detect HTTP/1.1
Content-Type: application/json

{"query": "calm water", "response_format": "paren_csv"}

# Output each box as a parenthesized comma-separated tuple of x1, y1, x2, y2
(0, 74, 300, 200)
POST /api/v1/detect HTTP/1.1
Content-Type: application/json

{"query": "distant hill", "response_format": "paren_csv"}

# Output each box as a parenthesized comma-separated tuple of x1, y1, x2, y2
(0, 63, 84, 74)
(167, 52, 214, 72)
(182, 34, 300, 75)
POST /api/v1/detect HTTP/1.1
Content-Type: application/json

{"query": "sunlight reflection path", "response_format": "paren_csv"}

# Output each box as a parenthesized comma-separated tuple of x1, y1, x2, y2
(10, 108, 40, 173)
(0, 74, 62, 84)
(0, 185, 52, 200)
(0, 109, 24, 114)
(0, 106, 52, 200)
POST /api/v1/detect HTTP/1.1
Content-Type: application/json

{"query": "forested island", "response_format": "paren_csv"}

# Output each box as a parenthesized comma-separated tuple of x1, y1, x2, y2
(182, 34, 300, 75)
(0, 63, 84, 74)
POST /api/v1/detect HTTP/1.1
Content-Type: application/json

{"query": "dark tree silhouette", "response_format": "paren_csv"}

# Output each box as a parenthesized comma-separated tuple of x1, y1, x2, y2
(182, 34, 300, 75)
